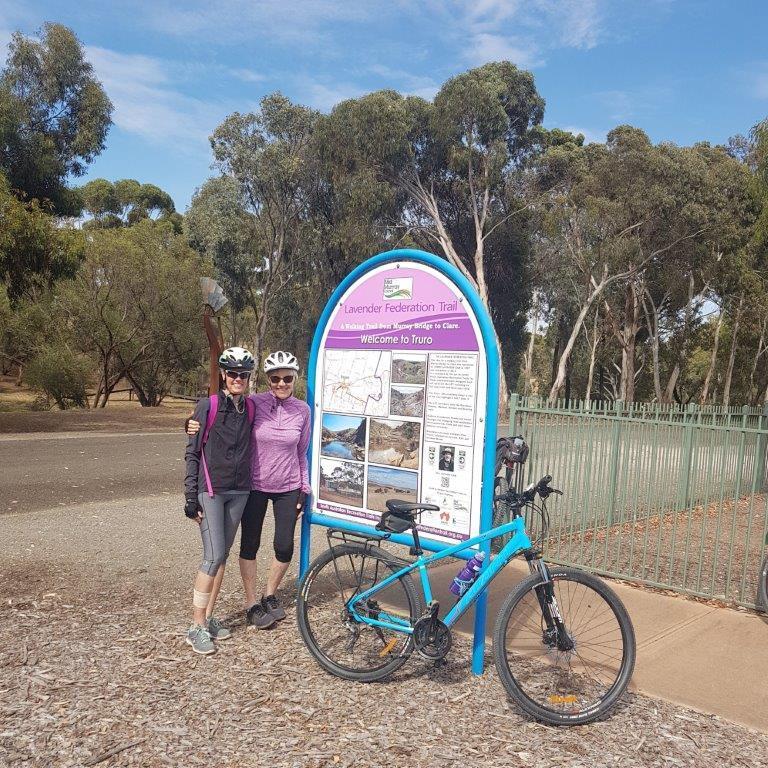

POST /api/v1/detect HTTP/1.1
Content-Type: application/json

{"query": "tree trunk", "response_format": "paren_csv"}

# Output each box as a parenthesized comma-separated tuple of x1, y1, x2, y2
(663, 364, 680, 404)
(700, 310, 724, 405)
(584, 307, 599, 402)
(749, 314, 767, 404)
(549, 293, 602, 403)
(722, 293, 744, 407)
(522, 290, 541, 396)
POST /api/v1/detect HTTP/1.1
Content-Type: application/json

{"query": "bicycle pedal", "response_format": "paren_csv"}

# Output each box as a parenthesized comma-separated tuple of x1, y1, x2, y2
(433, 657, 448, 669)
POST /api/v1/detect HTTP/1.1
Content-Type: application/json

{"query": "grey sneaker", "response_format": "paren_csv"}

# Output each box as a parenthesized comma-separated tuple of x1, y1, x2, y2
(186, 624, 215, 655)
(207, 617, 232, 640)
(263, 594, 286, 621)
(246, 601, 276, 629)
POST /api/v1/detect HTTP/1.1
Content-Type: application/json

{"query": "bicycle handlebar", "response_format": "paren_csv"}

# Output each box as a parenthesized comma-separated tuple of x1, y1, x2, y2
(494, 474, 563, 506)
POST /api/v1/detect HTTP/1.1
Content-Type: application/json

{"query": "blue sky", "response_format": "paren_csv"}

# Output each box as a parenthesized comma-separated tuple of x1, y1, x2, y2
(322, 412, 364, 432)
(368, 465, 418, 490)
(2, 1, 767, 212)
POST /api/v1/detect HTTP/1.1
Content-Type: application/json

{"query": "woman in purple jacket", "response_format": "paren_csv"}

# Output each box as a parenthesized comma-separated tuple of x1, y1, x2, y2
(240, 350, 310, 629)
(187, 350, 310, 630)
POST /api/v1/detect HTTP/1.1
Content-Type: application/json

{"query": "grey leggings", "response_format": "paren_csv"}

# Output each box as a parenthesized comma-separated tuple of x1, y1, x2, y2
(197, 491, 249, 576)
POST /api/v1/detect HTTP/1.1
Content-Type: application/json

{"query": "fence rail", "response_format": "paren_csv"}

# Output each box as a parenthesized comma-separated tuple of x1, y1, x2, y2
(507, 395, 768, 609)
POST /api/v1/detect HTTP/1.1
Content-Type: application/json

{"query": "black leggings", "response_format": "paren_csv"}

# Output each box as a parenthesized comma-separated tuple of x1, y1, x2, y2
(240, 489, 301, 563)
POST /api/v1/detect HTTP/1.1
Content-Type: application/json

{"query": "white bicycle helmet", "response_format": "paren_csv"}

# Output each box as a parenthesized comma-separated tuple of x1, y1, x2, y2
(218, 346, 256, 370)
(263, 350, 299, 374)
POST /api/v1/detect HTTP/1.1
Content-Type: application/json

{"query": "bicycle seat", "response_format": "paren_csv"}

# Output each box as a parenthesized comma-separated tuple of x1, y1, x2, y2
(385, 499, 440, 518)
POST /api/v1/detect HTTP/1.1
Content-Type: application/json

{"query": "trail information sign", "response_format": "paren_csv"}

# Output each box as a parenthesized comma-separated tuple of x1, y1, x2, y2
(310, 258, 489, 546)
(299, 249, 500, 675)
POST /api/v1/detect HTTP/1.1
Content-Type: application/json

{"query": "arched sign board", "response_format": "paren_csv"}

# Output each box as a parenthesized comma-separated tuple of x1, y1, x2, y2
(299, 249, 499, 674)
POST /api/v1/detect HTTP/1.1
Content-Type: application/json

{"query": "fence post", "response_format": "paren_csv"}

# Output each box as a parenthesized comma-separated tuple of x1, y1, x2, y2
(606, 400, 623, 528)
(678, 403, 697, 512)
(508, 392, 519, 437)
(759, 404, 768, 493)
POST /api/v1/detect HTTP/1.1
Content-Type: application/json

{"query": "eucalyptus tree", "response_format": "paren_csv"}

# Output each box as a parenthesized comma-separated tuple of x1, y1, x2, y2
(202, 93, 319, 381)
(321, 63, 543, 405)
(79, 178, 177, 228)
(0, 23, 112, 213)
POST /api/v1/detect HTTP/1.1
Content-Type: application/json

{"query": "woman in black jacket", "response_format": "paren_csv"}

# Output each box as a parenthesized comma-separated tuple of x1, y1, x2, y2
(183, 347, 255, 655)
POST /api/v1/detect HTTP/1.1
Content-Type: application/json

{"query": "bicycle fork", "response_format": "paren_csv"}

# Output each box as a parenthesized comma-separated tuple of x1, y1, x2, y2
(525, 552, 574, 653)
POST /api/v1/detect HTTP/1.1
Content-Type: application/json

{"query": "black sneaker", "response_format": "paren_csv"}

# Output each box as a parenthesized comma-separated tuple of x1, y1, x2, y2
(246, 601, 276, 629)
(263, 594, 286, 621)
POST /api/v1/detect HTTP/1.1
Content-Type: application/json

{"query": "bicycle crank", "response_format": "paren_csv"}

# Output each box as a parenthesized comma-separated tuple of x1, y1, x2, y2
(412, 616, 452, 660)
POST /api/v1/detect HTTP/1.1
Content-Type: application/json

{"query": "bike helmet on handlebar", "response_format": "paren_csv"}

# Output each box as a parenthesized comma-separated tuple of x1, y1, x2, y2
(218, 346, 256, 371)
(263, 350, 300, 374)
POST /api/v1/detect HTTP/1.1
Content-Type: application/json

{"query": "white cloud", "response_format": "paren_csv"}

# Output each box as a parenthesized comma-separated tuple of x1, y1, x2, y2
(754, 64, 768, 99)
(438, 0, 604, 68)
(298, 79, 368, 112)
(560, 125, 607, 144)
(145, 0, 393, 46)
(86, 46, 227, 153)
(595, 85, 674, 122)
(230, 68, 266, 83)
(368, 65, 440, 101)
(465, 33, 542, 69)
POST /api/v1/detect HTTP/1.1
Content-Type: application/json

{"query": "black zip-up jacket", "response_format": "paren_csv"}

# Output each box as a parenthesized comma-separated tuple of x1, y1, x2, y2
(184, 392, 252, 499)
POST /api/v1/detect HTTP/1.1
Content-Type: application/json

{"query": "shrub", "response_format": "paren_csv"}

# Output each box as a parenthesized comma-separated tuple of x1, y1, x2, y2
(25, 345, 90, 409)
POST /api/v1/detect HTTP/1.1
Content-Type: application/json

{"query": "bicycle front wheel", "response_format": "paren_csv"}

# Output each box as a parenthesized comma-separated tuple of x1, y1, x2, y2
(493, 566, 636, 726)
(759, 556, 768, 612)
(297, 543, 423, 682)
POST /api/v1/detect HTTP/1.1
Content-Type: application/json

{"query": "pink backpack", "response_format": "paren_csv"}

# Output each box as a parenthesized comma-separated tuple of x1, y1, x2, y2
(200, 394, 256, 497)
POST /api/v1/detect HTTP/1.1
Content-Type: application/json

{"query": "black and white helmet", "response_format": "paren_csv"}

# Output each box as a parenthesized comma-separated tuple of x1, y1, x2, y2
(218, 346, 256, 370)
(263, 350, 299, 374)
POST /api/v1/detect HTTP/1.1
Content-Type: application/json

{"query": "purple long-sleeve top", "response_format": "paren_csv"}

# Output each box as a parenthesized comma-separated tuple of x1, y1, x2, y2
(249, 391, 311, 494)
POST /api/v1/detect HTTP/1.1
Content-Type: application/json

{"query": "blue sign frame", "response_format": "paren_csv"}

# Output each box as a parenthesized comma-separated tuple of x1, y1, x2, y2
(298, 248, 499, 674)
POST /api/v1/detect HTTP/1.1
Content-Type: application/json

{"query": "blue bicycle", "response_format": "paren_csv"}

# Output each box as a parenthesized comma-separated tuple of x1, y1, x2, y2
(297, 475, 636, 726)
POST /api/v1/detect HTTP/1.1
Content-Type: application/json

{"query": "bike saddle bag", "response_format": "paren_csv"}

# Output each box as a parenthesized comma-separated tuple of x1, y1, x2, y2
(377, 513, 414, 534)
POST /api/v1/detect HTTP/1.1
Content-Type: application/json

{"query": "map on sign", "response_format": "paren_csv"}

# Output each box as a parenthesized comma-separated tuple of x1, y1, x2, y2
(322, 350, 390, 416)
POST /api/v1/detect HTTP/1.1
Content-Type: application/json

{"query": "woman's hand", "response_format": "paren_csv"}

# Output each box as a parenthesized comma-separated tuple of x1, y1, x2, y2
(186, 419, 201, 436)
(184, 497, 203, 524)
(296, 491, 309, 518)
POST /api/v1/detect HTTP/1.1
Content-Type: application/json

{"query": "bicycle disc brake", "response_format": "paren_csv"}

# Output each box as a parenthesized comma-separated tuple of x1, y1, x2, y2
(412, 616, 452, 660)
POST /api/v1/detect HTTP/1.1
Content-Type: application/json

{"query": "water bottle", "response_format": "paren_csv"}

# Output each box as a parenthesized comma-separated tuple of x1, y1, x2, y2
(449, 551, 486, 597)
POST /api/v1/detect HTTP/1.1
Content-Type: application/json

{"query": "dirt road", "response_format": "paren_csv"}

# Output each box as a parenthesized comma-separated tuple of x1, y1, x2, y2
(0, 432, 184, 514)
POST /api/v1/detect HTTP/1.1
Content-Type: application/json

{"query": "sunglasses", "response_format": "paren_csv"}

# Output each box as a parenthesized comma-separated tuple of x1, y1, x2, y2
(225, 370, 251, 380)
(269, 374, 295, 384)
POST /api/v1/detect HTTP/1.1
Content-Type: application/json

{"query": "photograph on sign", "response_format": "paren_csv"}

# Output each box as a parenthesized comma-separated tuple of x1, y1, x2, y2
(311, 261, 487, 544)
(320, 413, 367, 461)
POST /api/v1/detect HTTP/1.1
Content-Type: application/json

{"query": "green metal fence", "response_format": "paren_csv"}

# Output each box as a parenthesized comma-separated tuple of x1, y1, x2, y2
(507, 395, 768, 609)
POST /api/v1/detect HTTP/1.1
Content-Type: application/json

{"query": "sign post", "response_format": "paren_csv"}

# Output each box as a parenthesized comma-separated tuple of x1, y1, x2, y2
(299, 249, 499, 674)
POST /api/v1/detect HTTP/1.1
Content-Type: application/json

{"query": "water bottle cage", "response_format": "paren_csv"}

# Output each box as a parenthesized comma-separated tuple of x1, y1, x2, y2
(452, 577, 473, 596)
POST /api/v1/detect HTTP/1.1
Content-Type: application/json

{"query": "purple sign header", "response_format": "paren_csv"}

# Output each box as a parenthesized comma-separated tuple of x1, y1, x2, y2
(325, 266, 480, 352)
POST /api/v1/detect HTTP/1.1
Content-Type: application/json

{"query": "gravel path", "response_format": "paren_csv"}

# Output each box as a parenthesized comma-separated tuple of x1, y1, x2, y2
(2, 497, 767, 767)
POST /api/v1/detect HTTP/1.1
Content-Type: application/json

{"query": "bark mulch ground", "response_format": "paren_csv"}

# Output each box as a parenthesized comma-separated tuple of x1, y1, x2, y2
(2, 497, 768, 767)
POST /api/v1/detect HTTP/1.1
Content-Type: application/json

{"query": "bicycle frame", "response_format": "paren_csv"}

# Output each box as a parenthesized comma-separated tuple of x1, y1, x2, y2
(348, 516, 536, 633)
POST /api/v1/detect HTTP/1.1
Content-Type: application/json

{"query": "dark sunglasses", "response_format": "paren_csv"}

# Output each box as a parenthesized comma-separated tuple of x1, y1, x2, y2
(225, 370, 251, 380)
(269, 374, 295, 384)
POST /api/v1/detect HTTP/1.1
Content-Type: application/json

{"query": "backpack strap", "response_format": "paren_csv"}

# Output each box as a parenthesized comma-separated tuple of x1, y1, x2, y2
(200, 394, 219, 498)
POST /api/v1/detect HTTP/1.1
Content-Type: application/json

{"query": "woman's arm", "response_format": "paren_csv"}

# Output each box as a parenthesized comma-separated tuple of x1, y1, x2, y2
(184, 398, 209, 500)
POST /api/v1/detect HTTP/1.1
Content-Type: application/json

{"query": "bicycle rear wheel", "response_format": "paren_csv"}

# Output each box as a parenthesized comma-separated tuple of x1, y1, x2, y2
(759, 556, 768, 612)
(493, 566, 635, 726)
(297, 543, 423, 682)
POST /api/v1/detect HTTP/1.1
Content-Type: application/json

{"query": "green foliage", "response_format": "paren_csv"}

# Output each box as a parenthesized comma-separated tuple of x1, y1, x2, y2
(79, 178, 176, 228)
(25, 343, 90, 409)
(0, 23, 112, 213)
(59, 221, 207, 406)
(0, 175, 84, 302)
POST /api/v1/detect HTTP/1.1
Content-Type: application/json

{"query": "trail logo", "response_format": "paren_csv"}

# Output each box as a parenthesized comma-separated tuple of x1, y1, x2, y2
(383, 277, 413, 300)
